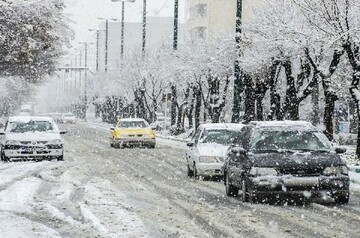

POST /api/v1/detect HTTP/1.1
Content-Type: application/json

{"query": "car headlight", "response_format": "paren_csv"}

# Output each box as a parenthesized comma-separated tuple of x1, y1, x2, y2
(150, 130, 156, 139)
(47, 139, 62, 145)
(199, 156, 220, 163)
(5, 140, 20, 145)
(323, 166, 348, 175)
(250, 167, 278, 176)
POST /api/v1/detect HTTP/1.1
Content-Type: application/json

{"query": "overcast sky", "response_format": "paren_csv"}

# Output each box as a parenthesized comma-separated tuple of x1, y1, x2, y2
(64, 0, 185, 48)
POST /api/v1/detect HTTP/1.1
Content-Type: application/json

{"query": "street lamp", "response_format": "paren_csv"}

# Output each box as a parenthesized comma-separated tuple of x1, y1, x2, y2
(111, 0, 136, 59)
(142, 0, 146, 54)
(89, 28, 106, 72)
(98, 18, 119, 72)
(79, 42, 94, 119)
(231, 0, 243, 123)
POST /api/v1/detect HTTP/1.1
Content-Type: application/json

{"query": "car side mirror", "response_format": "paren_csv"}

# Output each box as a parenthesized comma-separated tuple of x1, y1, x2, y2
(335, 147, 346, 154)
(187, 142, 195, 147)
(151, 126, 157, 130)
(60, 130, 67, 135)
(110, 127, 115, 130)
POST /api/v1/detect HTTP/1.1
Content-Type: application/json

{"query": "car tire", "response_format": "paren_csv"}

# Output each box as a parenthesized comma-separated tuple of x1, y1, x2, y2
(57, 155, 64, 161)
(225, 173, 238, 197)
(241, 178, 250, 202)
(148, 144, 156, 149)
(334, 193, 349, 204)
(187, 164, 194, 177)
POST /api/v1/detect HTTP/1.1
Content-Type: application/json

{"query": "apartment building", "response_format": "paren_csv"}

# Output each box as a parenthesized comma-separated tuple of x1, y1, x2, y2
(186, 0, 260, 43)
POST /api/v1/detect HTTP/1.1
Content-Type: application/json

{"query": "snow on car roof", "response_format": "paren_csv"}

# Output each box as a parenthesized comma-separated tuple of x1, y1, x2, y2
(201, 123, 245, 130)
(120, 118, 146, 122)
(8, 116, 54, 123)
(250, 121, 317, 130)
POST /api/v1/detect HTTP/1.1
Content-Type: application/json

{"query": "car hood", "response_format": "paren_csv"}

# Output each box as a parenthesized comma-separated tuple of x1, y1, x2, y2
(197, 143, 230, 157)
(5, 132, 62, 142)
(249, 151, 345, 169)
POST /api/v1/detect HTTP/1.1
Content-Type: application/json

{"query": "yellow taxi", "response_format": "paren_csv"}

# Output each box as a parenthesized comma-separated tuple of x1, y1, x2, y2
(110, 118, 156, 148)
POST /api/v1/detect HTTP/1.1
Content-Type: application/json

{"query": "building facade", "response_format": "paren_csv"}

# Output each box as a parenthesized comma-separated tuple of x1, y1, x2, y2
(186, 0, 260, 43)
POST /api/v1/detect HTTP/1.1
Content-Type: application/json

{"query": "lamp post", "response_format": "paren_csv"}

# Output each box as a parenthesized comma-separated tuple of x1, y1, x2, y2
(111, 0, 136, 59)
(88, 29, 100, 72)
(98, 18, 118, 72)
(173, 0, 179, 50)
(142, 0, 146, 54)
(79, 42, 94, 119)
(231, 0, 243, 123)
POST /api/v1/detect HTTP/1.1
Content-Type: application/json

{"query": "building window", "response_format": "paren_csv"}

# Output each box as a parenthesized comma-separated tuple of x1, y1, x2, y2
(191, 27, 207, 41)
(196, 4, 207, 17)
(189, 4, 207, 19)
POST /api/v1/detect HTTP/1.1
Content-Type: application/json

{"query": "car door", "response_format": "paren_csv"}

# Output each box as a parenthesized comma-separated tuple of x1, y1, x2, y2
(186, 127, 202, 167)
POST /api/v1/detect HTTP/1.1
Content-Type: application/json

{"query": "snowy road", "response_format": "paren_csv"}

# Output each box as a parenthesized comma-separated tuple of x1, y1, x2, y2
(1, 123, 360, 238)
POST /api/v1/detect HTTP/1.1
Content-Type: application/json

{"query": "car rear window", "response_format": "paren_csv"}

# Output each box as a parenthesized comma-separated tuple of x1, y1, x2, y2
(250, 130, 332, 152)
(119, 121, 148, 128)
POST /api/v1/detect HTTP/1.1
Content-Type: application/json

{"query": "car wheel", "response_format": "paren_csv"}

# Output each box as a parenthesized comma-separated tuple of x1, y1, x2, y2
(148, 144, 156, 149)
(187, 163, 194, 177)
(57, 155, 64, 161)
(1, 149, 9, 162)
(334, 192, 349, 204)
(193, 163, 199, 180)
(225, 173, 238, 197)
(241, 178, 250, 202)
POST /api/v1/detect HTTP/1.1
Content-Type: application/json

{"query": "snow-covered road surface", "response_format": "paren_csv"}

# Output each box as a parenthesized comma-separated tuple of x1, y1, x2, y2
(0, 123, 360, 238)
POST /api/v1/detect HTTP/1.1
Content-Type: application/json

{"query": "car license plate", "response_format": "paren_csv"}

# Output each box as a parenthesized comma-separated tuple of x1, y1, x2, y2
(283, 177, 319, 186)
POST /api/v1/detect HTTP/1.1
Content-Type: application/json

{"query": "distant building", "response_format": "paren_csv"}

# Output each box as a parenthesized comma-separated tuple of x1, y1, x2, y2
(185, 0, 261, 43)
(96, 17, 185, 72)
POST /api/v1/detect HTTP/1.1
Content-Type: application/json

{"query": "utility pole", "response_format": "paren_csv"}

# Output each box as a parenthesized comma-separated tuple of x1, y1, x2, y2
(121, 1, 125, 58)
(142, 0, 146, 54)
(231, 0, 243, 123)
(96, 30, 99, 71)
(173, 0, 179, 50)
(105, 19, 109, 72)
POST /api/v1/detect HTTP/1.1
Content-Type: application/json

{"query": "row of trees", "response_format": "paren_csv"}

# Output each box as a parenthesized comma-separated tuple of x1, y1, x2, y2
(87, 0, 360, 157)
(0, 0, 72, 116)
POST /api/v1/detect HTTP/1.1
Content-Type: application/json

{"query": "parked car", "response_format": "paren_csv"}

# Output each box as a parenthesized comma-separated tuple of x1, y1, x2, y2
(223, 121, 350, 204)
(61, 112, 77, 124)
(186, 123, 245, 179)
(110, 118, 156, 148)
(0, 116, 66, 161)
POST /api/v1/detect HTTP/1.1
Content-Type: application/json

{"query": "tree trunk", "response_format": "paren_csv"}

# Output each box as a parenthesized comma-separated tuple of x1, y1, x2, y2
(323, 92, 337, 141)
(194, 86, 201, 130)
(311, 82, 320, 125)
(170, 85, 177, 126)
(243, 74, 255, 123)
(283, 60, 299, 120)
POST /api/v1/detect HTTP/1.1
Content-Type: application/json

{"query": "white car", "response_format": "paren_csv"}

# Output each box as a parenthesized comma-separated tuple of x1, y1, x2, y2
(61, 113, 77, 124)
(0, 116, 66, 161)
(186, 123, 245, 179)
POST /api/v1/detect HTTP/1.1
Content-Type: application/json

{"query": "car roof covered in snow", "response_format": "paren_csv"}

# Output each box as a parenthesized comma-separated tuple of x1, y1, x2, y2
(8, 116, 54, 123)
(200, 123, 245, 130)
(249, 121, 317, 131)
(119, 118, 147, 122)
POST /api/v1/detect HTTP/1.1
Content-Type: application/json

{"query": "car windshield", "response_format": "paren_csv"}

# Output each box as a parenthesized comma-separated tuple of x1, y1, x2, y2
(200, 129, 240, 145)
(8, 121, 54, 133)
(119, 121, 148, 128)
(250, 130, 332, 152)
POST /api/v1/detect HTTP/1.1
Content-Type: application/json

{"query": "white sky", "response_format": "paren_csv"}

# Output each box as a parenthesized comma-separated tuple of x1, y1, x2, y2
(64, 0, 185, 48)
